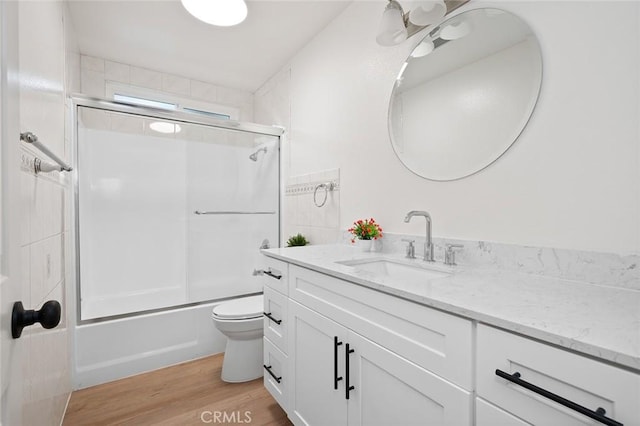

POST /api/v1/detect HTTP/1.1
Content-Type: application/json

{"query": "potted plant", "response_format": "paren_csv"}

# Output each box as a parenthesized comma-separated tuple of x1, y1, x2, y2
(286, 233, 309, 247)
(348, 218, 383, 251)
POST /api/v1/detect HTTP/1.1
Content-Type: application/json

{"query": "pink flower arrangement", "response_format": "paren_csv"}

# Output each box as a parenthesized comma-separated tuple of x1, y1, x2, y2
(348, 218, 383, 243)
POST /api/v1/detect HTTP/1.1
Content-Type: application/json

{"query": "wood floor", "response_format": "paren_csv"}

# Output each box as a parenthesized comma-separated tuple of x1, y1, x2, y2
(63, 354, 292, 426)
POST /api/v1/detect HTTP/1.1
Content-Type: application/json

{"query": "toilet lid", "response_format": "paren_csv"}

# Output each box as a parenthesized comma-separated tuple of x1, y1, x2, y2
(212, 295, 263, 320)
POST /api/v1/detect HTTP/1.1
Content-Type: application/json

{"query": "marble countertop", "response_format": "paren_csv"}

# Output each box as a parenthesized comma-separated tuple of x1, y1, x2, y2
(262, 244, 640, 372)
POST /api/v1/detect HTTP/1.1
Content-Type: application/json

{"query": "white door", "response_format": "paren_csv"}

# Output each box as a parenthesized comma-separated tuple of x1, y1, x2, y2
(0, 1, 23, 424)
(288, 300, 348, 426)
(347, 331, 472, 426)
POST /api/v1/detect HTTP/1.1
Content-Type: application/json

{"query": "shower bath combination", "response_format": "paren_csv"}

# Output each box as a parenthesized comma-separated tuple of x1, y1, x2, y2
(249, 146, 267, 161)
(72, 95, 283, 386)
(75, 98, 281, 321)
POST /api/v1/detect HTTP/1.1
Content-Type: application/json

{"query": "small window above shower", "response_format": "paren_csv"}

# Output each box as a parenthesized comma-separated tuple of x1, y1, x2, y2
(106, 82, 239, 120)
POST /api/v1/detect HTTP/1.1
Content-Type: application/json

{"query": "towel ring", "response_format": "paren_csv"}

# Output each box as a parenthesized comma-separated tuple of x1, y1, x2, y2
(313, 182, 336, 208)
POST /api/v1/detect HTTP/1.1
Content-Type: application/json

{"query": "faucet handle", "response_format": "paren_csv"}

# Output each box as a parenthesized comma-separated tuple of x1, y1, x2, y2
(444, 244, 464, 266)
(401, 239, 416, 259)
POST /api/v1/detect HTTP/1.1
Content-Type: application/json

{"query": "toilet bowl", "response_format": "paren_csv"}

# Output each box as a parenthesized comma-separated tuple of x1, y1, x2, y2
(212, 294, 264, 383)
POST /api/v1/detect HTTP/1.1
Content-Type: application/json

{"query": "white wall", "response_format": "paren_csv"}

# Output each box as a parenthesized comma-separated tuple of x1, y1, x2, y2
(255, 1, 639, 255)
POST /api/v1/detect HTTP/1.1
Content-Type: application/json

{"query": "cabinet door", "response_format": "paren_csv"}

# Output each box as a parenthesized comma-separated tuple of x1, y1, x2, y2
(347, 332, 472, 426)
(288, 300, 348, 426)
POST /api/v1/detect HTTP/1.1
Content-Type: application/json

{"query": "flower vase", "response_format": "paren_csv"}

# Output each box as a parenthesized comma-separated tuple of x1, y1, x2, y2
(355, 239, 381, 252)
(355, 239, 372, 252)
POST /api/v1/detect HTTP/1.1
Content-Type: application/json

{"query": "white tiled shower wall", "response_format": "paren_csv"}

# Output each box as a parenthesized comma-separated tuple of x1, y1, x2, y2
(79, 54, 255, 122)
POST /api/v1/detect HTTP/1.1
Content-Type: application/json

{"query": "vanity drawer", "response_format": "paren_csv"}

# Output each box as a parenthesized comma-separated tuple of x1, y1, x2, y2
(263, 286, 288, 354)
(476, 398, 529, 426)
(261, 256, 289, 296)
(263, 337, 288, 412)
(288, 264, 473, 389)
(477, 324, 640, 426)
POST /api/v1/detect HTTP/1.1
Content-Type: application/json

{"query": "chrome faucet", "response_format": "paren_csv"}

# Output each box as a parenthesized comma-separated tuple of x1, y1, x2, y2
(404, 210, 434, 262)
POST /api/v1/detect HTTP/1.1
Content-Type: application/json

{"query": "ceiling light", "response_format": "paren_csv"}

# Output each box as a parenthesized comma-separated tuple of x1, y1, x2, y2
(376, 0, 408, 47)
(150, 122, 181, 134)
(181, 0, 248, 27)
(409, 0, 446, 26)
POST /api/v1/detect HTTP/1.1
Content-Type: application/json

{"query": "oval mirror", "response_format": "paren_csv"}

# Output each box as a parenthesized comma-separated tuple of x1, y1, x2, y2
(389, 8, 542, 181)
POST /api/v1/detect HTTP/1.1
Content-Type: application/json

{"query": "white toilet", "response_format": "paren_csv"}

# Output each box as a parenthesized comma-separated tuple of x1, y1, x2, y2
(212, 294, 264, 383)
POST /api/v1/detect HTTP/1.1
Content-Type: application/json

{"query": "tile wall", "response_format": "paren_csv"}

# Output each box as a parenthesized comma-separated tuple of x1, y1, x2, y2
(284, 169, 340, 245)
(19, 157, 71, 425)
(79, 55, 255, 122)
(15, 2, 79, 424)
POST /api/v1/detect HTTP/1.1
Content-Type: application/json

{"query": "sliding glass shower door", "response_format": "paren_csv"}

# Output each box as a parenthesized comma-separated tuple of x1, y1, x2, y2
(76, 105, 279, 321)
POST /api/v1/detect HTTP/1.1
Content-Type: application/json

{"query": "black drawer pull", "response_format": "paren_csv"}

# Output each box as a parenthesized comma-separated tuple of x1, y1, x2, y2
(345, 343, 355, 399)
(334, 336, 343, 390)
(263, 312, 282, 325)
(264, 270, 282, 280)
(495, 369, 623, 426)
(264, 365, 282, 383)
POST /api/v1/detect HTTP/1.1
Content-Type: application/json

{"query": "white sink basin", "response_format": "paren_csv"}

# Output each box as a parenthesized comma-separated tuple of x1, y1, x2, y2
(337, 258, 451, 281)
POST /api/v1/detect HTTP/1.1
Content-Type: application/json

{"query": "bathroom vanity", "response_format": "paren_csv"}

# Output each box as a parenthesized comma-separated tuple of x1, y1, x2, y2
(259, 245, 640, 426)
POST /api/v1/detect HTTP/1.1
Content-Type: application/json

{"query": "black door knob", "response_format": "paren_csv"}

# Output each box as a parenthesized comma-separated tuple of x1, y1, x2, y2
(11, 300, 61, 339)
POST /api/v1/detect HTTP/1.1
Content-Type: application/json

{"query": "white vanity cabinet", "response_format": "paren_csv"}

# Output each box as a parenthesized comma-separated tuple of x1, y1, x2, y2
(476, 324, 640, 426)
(261, 254, 640, 426)
(279, 263, 473, 426)
(261, 257, 290, 411)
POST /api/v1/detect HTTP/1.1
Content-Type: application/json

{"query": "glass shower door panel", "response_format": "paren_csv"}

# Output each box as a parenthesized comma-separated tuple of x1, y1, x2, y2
(186, 129, 279, 302)
(78, 108, 188, 320)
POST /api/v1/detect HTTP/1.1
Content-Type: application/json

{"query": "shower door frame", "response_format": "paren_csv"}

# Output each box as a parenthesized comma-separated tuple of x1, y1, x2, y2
(71, 95, 283, 324)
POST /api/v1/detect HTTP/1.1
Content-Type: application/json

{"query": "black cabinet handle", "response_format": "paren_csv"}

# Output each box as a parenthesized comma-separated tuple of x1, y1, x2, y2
(264, 270, 282, 280)
(264, 365, 282, 383)
(495, 369, 623, 426)
(12, 300, 61, 339)
(263, 312, 282, 325)
(345, 343, 355, 399)
(334, 336, 343, 390)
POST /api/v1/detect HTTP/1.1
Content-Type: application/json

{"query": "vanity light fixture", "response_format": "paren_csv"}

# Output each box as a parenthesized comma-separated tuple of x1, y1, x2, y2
(376, 0, 469, 47)
(439, 20, 471, 40)
(181, 0, 248, 27)
(409, 0, 447, 26)
(376, 0, 409, 46)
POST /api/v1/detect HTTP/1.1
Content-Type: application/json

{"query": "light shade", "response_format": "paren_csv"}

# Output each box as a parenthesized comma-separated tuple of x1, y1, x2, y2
(181, 0, 248, 27)
(376, 0, 408, 47)
(408, 0, 446, 26)
(439, 20, 471, 40)
(410, 39, 434, 58)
